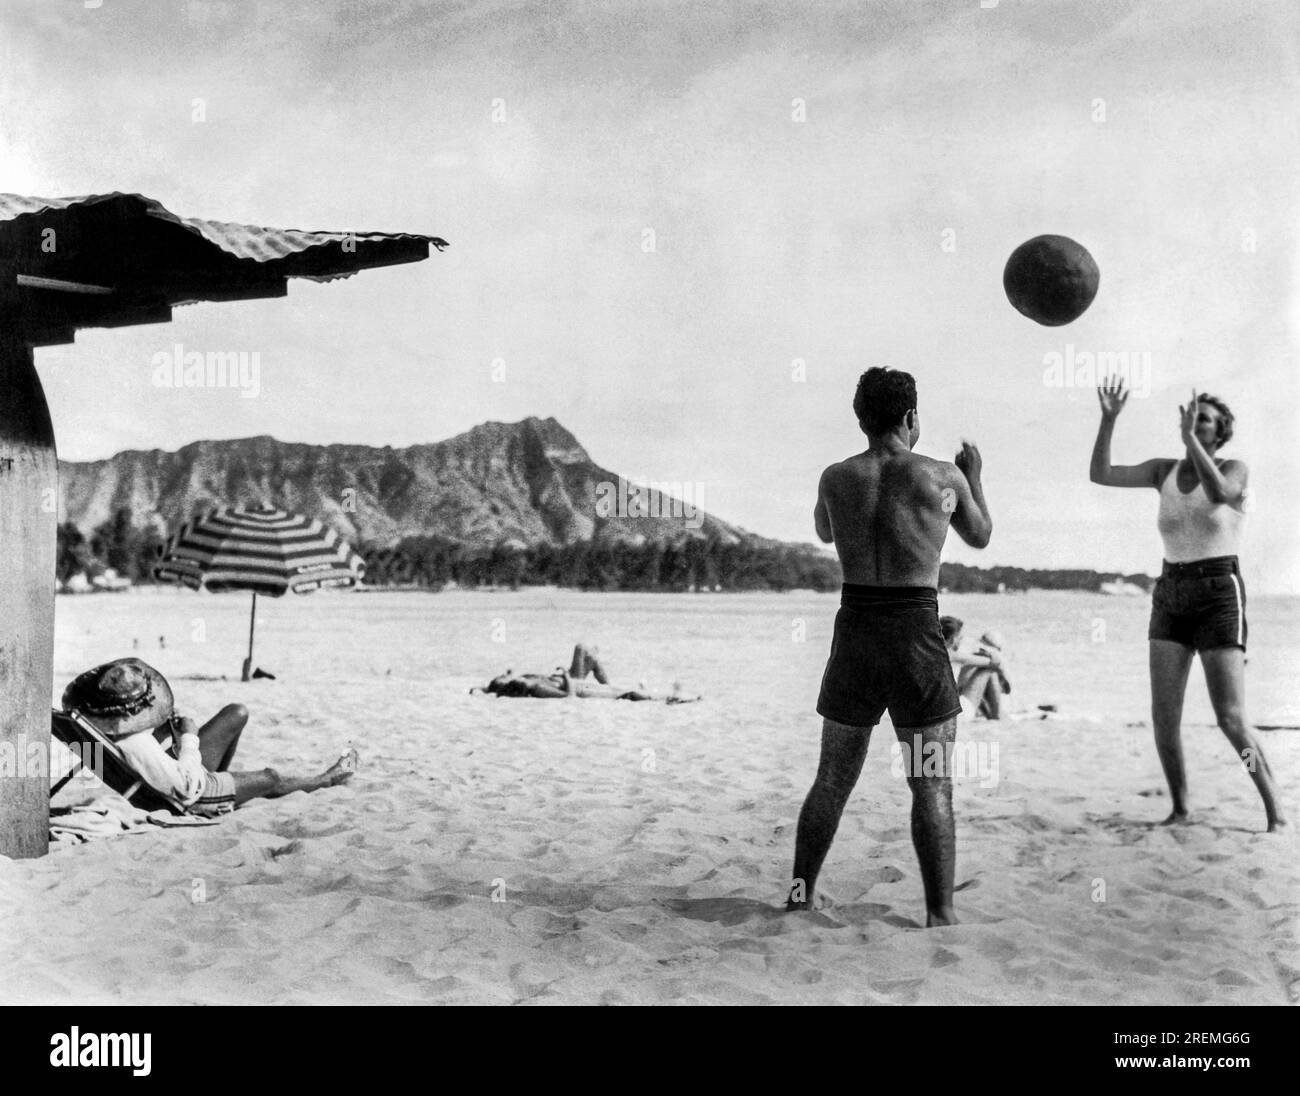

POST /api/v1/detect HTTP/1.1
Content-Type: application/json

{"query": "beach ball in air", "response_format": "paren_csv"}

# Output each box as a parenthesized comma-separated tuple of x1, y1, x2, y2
(1002, 235, 1099, 326)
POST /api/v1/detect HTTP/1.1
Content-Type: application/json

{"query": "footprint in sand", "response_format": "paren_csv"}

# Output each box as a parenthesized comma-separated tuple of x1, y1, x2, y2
(1172, 889, 1234, 911)
(869, 977, 926, 1003)
(423, 893, 467, 910)
(766, 824, 788, 846)
(829, 902, 913, 929)
(661, 896, 784, 926)
(656, 945, 720, 967)
(851, 865, 907, 899)
(931, 947, 961, 968)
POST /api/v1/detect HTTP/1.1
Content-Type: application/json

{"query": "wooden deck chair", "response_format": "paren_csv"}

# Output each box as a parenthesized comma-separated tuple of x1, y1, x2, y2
(50, 709, 189, 815)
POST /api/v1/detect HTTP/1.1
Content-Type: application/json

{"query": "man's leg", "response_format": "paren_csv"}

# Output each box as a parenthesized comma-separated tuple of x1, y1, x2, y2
(228, 747, 358, 806)
(788, 718, 871, 910)
(893, 716, 958, 927)
(1201, 647, 1287, 832)
(1150, 640, 1194, 822)
(195, 704, 249, 771)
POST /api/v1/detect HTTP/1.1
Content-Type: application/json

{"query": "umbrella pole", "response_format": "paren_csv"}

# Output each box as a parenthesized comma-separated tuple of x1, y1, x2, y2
(242, 591, 257, 682)
(0, 332, 57, 858)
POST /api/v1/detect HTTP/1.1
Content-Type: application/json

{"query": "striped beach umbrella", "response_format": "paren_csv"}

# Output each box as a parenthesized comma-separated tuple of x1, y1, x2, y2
(154, 504, 365, 680)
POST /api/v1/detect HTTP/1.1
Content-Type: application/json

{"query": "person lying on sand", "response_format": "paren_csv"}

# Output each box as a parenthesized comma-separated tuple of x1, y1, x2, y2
(472, 643, 700, 702)
(940, 616, 1011, 720)
(63, 658, 357, 817)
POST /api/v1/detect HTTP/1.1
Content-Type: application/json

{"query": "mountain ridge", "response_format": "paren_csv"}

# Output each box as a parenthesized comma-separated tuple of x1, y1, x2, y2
(56, 417, 769, 551)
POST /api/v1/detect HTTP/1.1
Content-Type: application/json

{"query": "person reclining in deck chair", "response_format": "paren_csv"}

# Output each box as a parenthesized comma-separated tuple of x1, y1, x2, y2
(472, 643, 700, 702)
(62, 658, 357, 817)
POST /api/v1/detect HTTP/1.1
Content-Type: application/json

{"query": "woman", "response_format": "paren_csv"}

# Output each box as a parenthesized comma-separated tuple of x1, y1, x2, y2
(1090, 379, 1285, 832)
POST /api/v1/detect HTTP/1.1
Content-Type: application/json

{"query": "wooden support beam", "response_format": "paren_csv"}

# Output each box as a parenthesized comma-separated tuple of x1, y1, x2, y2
(0, 325, 56, 858)
(15, 274, 115, 295)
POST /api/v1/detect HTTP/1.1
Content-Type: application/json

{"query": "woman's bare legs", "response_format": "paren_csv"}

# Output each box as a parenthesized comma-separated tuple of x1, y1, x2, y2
(1201, 646, 1287, 832)
(1150, 640, 1195, 823)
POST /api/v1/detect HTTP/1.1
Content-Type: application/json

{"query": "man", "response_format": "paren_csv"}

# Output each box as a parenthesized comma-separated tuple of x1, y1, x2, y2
(788, 368, 992, 926)
(1090, 379, 1285, 832)
(63, 658, 358, 815)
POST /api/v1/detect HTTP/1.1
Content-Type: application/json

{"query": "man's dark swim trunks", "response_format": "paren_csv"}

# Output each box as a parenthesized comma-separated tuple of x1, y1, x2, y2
(816, 584, 961, 729)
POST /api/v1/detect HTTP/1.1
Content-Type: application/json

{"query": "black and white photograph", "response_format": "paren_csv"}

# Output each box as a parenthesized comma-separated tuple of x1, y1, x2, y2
(0, 0, 1296, 1041)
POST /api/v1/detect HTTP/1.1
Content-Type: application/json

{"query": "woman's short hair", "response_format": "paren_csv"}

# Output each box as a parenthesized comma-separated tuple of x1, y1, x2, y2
(1199, 394, 1234, 448)
(939, 616, 963, 644)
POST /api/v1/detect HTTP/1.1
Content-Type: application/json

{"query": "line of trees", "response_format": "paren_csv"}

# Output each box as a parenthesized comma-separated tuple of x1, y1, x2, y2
(57, 510, 165, 585)
(938, 562, 1154, 593)
(58, 508, 1152, 594)
(360, 535, 844, 592)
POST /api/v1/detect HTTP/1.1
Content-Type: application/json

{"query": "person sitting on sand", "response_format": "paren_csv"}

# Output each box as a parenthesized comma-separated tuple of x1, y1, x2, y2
(63, 658, 357, 816)
(940, 616, 1011, 720)
(472, 643, 697, 702)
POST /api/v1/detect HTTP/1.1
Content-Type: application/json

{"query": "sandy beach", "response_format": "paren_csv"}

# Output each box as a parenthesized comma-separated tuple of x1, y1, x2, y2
(1, 588, 1296, 1005)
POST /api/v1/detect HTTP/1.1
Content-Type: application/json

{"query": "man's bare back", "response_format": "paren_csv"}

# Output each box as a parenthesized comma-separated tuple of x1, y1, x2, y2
(790, 369, 993, 927)
(815, 439, 991, 585)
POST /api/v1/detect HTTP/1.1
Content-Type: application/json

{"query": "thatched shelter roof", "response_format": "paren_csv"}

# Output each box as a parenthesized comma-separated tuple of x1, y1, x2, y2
(0, 191, 448, 347)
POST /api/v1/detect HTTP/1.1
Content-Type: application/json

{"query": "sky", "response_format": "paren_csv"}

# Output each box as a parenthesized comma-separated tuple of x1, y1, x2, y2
(2, 0, 1298, 592)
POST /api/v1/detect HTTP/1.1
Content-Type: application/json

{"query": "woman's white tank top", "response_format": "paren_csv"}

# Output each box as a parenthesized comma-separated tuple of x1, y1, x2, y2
(1156, 461, 1244, 562)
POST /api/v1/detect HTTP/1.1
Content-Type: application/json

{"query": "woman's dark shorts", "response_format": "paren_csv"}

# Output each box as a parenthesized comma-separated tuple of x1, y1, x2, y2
(1148, 556, 1247, 652)
(817, 584, 961, 729)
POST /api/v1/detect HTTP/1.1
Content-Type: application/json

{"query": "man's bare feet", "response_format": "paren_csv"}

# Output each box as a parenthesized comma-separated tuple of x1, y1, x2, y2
(785, 890, 834, 913)
(1160, 810, 1193, 826)
(926, 907, 958, 927)
(1267, 818, 1289, 834)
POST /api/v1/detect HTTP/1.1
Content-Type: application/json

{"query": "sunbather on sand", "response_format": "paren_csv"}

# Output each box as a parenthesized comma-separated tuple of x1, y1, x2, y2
(473, 643, 699, 702)
(63, 658, 357, 817)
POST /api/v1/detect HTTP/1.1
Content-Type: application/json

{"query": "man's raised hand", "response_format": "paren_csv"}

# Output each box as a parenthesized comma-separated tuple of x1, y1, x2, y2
(955, 440, 982, 482)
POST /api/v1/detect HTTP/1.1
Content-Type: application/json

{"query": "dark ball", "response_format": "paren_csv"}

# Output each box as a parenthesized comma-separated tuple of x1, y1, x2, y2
(1003, 235, 1099, 326)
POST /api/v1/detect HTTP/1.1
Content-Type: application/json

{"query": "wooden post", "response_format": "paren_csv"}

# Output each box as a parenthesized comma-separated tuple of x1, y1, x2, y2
(0, 328, 57, 858)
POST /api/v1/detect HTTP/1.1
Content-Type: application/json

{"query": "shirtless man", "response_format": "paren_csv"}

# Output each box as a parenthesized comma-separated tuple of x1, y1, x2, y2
(1090, 378, 1285, 832)
(787, 367, 992, 926)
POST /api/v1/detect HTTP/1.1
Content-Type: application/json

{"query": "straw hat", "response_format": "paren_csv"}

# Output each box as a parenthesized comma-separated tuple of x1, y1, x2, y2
(62, 658, 175, 738)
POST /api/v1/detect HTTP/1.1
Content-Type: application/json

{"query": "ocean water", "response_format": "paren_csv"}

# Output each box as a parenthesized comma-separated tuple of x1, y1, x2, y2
(54, 588, 1300, 729)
